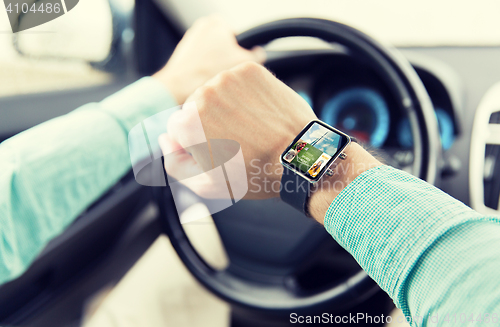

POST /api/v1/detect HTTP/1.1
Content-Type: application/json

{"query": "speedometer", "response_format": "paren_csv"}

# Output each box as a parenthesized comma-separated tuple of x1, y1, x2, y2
(320, 87, 390, 148)
(397, 108, 455, 150)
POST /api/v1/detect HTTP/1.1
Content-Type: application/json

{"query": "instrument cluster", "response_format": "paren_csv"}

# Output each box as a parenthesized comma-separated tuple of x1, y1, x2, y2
(285, 55, 459, 152)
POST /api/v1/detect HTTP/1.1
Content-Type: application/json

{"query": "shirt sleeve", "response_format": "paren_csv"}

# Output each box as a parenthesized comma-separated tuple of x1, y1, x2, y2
(0, 77, 177, 285)
(323, 165, 500, 326)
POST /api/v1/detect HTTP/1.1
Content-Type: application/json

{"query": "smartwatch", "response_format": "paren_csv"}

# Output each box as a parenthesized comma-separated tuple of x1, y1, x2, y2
(279, 120, 356, 215)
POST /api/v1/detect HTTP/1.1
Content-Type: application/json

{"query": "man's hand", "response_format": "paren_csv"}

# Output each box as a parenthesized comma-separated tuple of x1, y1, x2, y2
(159, 62, 382, 222)
(159, 62, 316, 200)
(153, 16, 266, 104)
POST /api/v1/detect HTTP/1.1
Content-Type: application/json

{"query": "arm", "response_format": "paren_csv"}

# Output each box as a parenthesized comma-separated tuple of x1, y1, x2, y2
(0, 16, 264, 286)
(161, 62, 500, 325)
(317, 151, 500, 325)
(0, 78, 176, 285)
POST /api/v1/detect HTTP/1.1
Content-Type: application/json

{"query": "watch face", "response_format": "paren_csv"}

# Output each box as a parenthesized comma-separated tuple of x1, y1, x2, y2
(281, 121, 350, 182)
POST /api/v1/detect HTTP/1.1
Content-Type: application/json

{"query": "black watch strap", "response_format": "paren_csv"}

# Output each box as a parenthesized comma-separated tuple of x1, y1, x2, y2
(280, 167, 311, 215)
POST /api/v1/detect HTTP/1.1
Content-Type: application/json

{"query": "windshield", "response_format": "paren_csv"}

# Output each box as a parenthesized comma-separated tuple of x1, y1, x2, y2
(162, 0, 500, 46)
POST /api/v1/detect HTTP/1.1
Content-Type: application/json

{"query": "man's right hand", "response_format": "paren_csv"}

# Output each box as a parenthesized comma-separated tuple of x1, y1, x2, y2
(159, 62, 316, 199)
(153, 16, 266, 104)
(159, 62, 381, 222)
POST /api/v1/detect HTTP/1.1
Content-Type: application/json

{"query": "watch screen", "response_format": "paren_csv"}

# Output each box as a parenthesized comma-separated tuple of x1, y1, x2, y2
(281, 121, 349, 181)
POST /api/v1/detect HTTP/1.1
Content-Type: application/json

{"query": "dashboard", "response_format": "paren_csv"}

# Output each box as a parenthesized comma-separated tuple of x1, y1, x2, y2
(268, 50, 462, 172)
(273, 54, 460, 150)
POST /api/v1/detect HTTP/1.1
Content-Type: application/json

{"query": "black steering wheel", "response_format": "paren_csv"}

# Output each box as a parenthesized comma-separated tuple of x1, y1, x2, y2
(156, 18, 439, 315)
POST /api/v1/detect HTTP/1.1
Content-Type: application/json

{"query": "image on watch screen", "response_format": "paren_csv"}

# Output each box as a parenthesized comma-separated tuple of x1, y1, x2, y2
(282, 121, 348, 181)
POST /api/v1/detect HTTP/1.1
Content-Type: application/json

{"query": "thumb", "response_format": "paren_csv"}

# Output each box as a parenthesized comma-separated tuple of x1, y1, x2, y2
(158, 133, 202, 181)
(158, 133, 182, 155)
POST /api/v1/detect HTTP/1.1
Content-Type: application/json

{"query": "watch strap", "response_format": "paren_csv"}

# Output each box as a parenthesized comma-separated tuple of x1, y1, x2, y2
(280, 167, 311, 215)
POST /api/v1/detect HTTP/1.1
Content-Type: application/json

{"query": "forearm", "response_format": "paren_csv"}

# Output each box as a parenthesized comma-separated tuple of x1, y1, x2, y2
(406, 221, 500, 324)
(0, 77, 176, 285)
(0, 108, 131, 285)
(316, 155, 500, 323)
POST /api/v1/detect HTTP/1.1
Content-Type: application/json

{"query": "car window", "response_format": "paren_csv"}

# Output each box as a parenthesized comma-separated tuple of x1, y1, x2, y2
(0, 0, 113, 98)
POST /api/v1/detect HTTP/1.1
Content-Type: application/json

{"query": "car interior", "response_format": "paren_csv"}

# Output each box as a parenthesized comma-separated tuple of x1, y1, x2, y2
(0, 0, 499, 326)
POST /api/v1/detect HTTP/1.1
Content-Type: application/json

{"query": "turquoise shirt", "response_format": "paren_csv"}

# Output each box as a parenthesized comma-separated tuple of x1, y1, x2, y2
(0, 78, 498, 325)
(0, 78, 176, 285)
(325, 166, 500, 325)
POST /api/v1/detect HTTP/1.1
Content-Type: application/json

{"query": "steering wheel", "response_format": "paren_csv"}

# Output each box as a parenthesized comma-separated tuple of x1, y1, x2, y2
(156, 18, 440, 315)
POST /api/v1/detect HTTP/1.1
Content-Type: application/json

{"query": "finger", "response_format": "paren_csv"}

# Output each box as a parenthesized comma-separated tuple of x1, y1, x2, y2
(166, 102, 207, 149)
(250, 46, 267, 64)
(159, 133, 224, 199)
(158, 132, 182, 154)
(158, 133, 203, 181)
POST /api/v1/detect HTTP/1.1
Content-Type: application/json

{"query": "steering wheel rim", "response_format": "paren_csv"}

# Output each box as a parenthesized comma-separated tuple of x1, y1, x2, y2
(157, 18, 439, 314)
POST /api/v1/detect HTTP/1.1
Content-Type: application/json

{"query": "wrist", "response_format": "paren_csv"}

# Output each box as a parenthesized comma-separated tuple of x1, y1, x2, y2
(152, 67, 193, 105)
(307, 143, 383, 224)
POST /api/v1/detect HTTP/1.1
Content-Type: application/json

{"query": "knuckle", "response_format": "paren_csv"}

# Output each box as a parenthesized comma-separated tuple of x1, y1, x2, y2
(233, 61, 264, 77)
(197, 85, 217, 102)
(215, 70, 234, 86)
(192, 86, 218, 114)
